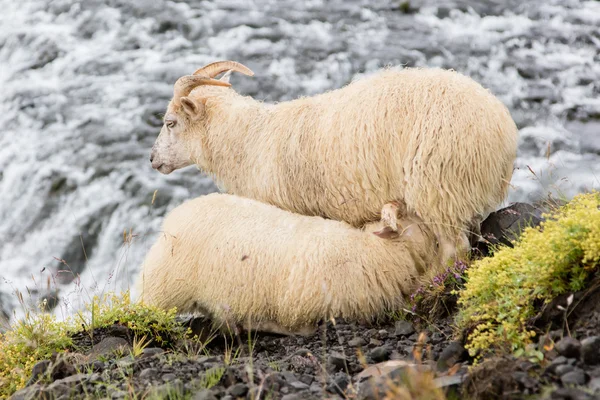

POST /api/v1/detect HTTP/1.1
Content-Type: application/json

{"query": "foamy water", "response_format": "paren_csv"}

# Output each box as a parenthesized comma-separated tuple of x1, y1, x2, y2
(1, 0, 599, 322)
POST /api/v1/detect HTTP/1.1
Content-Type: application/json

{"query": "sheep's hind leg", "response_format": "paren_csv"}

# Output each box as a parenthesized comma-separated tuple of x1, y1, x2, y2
(373, 201, 405, 239)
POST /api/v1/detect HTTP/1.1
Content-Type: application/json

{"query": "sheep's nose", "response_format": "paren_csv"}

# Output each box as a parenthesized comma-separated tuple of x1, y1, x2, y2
(150, 153, 154, 163)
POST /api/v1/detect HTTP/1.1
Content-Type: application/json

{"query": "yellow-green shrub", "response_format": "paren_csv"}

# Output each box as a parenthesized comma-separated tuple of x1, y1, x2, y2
(0, 291, 183, 398)
(456, 191, 600, 360)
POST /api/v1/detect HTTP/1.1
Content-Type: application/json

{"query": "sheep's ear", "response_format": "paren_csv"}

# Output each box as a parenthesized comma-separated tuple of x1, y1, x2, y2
(373, 226, 399, 239)
(180, 97, 204, 119)
(219, 70, 233, 83)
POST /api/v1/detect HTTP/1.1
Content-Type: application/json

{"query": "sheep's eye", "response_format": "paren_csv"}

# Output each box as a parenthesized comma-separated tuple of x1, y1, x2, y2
(166, 119, 176, 128)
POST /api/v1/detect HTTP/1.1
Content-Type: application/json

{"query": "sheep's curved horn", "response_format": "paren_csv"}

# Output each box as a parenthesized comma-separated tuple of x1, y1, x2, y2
(173, 75, 231, 104)
(193, 61, 254, 79)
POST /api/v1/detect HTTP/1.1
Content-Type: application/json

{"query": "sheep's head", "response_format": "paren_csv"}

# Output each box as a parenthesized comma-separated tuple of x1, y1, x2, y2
(150, 61, 254, 174)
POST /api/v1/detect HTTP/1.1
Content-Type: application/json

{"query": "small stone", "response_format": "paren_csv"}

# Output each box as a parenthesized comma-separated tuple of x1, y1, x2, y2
(42, 383, 69, 399)
(437, 342, 467, 371)
(327, 352, 348, 372)
(555, 337, 582, 359)
(377, 330, 389, 339)
(227, 383, 248, 397)
(281, 394, 305, 400)
(54, 373, 88, 385)
(394, 321, 415, 337)
(299, 374, 313, 385)
(26, 360, 51, 386)
(561, 369, 588, 386)
(89, 360, 105, 372)
(192, 389, 218, 400)
(88, 337, 130, 360)
(369, 338, 383, 347)
(89, 373, 102, 382)
(348, 337, 367, 347)
(555, 364, 575, 376)
(552, 356, 569, 365)
(309, 382, 322, 394)
(9, 384, 43, 400)
(116, 357, 136, 370)
(370, 346, 392, 362)
(290, 381, 310, 390)
(49, 358, 76, 381)
(139, 368, 158, 380)
(326, 373, 349, 396)
(141, 347, 164, 358)
(589, 377, 600, 392)
(111, 390, 128, 399)
(162, 373, 177, 382)
(581, 336, 600, 365)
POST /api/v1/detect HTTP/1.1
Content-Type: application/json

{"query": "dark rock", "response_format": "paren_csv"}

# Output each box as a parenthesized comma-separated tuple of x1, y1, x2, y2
(290, 381, 310, 390)
(161, 373, 177, 382)
(547, 356, 569, 374)
(41, 382, 69, 399)
(53, 373, 88, 385)
(560, 369, 588, 386)
(192, 389, 218, 400)
(281, 371, 300, 384)
(370, 346, 392, 362)
(555, 364, 575, 376)
(49, 358, 76, 381)
(475, 203, 544, 254)
(348, 337, 366, 347)
(394, 321, 415, 337)
(227, 383, 248, 397)
(141, 347, 164, 358)
(116, 356, 137, 370)
(299, 374, 313, 385)
(139, 368, 159, 380)
(309, 382, 322, 394)
(26, 359, 51, 386)
(88, 336, 130, 360)
(437, 342, 467, 371)
(326, 373, 349, 396)
(10, 384, 43, 400)
(549, 387, 595, 399)
(327, 352, 348, 372)
(555, 337, 582, 359)
(581, 336, 600, 365)
(589, 377, 600, 392)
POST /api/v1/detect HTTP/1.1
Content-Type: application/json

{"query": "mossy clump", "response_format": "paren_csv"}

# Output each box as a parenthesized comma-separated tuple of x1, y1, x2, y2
(456, 191, 600, 361)
(0, 291, 184, 397)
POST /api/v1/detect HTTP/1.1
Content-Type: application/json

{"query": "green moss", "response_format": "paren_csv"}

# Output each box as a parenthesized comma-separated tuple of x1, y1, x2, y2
(456, 191, 600, 361)
(0, 291, 185, 398)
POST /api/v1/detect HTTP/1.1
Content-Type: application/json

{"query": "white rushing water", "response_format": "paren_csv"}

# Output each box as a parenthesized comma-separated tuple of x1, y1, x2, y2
(1, 0, 599, 322)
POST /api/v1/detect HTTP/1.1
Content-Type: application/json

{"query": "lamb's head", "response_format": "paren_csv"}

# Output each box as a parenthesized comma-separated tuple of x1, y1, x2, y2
(150, 61, 254, 174)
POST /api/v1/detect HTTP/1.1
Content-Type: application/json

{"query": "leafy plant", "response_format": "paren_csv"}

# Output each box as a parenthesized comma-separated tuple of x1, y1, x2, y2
(456, 191, 600, 361)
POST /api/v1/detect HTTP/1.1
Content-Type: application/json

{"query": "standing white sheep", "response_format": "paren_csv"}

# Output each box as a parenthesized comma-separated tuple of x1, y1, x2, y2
(135, 193, 442, 335)
(149, 61, 518, 260)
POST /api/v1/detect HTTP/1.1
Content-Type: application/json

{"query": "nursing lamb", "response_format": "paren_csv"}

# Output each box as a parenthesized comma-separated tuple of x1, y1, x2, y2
(149, 60, 518, 260)
(135, 193, 442, 335)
